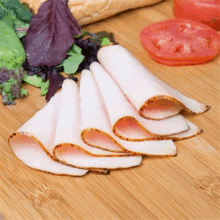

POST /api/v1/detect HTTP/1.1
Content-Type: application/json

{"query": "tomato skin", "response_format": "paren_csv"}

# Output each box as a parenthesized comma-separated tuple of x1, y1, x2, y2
(173, 0, 220, 31)
(140, 18, 220, 66)
(147, 52, 216, 66)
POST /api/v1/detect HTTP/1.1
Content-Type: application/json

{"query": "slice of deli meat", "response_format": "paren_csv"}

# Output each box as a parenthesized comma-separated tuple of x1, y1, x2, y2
(53, 79, 142, 169)
(55, 146, 142, 170)
(90, 62, 189, 139)
(8, 92, 88, 176)
(87, 63, 201, 141)
(80, 69, 177, 156)
(97, 45, 210, 120)
(80, 69, 125, 153)
(9, 135, 88, 176)
(169, 120, 202, 140)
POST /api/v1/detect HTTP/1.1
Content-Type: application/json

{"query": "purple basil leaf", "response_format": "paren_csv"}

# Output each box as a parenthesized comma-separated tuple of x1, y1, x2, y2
(46, 69, 65, 102)
(25, 0, 81, 67)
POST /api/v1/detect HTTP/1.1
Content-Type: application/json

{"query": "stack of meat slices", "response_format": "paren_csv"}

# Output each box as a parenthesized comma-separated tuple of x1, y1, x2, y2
(8, 45, 210, 177)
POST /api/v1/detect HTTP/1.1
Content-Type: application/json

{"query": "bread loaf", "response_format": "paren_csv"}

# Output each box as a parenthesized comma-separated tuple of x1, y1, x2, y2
(20, 0, 164, 25)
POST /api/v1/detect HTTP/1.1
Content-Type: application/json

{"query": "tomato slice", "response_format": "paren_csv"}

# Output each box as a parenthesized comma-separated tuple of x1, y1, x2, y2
(173, 0, 220, 31)
(140, 18, 220, 66)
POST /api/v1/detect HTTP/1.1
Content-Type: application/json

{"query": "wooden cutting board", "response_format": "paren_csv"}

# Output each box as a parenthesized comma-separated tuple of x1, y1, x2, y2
(0, 0, 219, 219)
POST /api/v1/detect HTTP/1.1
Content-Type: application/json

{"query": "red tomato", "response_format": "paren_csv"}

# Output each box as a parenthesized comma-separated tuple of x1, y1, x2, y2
(173, 0, 220, 31)
(140, 18, 220, 66)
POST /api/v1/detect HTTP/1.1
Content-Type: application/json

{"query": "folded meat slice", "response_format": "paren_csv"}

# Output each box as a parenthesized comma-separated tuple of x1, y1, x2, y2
(8, 92, 88, 176)
(97, 45, 210, 120)
(9, 135, 88, 176)
(90, 62, 189, 140)
(80, 69, 124, 153)
(53, 79, 142, 169)
(80, 69, 177, 156)
(169, 120, 202, 140)
(115, 116, 202, 141)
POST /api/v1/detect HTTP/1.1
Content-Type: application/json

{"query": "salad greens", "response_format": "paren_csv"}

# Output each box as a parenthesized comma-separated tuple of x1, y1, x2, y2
(14, 19, 29, 39)
(0, 0, 31, 105)
(22, 74, 49, 96)
(0, 68, 27, 105)
(1, 0, 32, 23)
(0, 21, 26, 69)
(0, 0, 116, 104)
(25, 0, 81, 67)
(57, 44, 85, 74)
(0, 3, 14, 29)
(0, 0, 31, 37)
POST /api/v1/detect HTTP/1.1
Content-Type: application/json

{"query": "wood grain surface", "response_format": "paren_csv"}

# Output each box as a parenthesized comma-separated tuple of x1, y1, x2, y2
(0, 0, 220, 219)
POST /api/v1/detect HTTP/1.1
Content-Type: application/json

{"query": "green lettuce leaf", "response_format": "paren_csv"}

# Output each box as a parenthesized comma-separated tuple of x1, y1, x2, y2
(0, 1, 31, 38)
(62, 54, 84, 74)
(67, 44, 82, 55)
(101, 37, 111, 46)
(1, 0, 32, 23)
(20, 87, 28, 96)
(22, 74, 43, 87)
(22, 74, 49, 96)
(0, 3, 14, 29)
(40, 80, 49, 96)
(0, 21, 26, 69)
(14, 18, 29, 38)
(57, 43, 84, 74)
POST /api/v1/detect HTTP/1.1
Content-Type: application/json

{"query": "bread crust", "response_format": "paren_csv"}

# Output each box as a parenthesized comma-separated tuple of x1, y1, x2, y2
(20, 0, 163, 25)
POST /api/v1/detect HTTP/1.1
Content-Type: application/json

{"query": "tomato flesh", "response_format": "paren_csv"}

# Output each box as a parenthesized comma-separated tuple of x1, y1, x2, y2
(140, 18, 220, 66)
(173, 0, 220, 31)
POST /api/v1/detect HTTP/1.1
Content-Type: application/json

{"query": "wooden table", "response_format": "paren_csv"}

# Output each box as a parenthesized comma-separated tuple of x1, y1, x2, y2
(0, 0, 219, 219)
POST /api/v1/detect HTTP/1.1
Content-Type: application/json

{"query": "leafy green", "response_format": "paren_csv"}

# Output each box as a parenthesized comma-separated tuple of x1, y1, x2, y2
(40, 80, 49, 96)
(2, 78, 17, 93)
(2, 11, 13, 28)
(1, 0, 32, 23)
(20, 87, 28, 96)
(1, 90, 14, 105)
(0, 21, 26, 69)
(14, 18, 29, 38)
(0, 1, 31, 38)
(0, 67, 27, 105)
(0, 1, 29, 68)
(101, 37, 111, 46)
(22, 74, 49, 96)
(0, 2, 14, 29)
(25, 0, 80, 67)
(67, 44, 82, 55)
(57, 43, 84, 74)
(0, 1, 32, 104)
(22, 74, 43, 87)
(62, 54, 84, 74)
